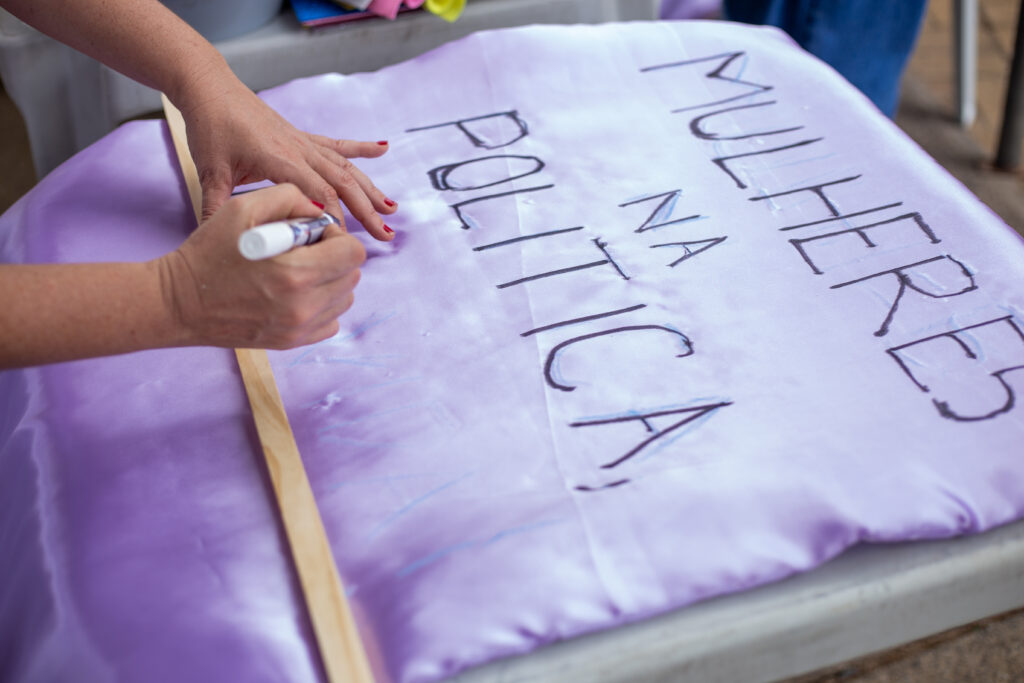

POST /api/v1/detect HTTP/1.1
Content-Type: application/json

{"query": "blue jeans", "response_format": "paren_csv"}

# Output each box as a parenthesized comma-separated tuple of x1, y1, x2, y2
(723, 0, 928, 116)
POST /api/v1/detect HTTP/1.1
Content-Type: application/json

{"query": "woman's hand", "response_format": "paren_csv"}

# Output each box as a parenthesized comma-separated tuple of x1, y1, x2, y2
(0, 184, 363, 368)
(2, 0, 399, 239)
(178, 76, 398, 240)
(161, 183, 367, 350)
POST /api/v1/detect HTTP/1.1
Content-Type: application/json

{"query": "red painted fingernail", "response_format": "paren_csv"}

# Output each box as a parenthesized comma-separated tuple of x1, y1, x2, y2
(383, 224, 394, 234)
(384, 198, 396, 207)
(377, 140, 388, 146)
(311, 200, 325, 210)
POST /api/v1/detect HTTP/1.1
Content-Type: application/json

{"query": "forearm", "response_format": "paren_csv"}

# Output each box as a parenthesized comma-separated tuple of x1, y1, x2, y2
(0, 0, 234, 108)
(0, 260, 184, 368)
(0, 187, 365, 369)
(1, 0, 398, 230)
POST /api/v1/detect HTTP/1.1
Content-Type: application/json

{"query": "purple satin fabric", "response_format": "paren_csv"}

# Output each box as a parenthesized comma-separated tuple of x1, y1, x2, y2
(4, 20, 1024, 683)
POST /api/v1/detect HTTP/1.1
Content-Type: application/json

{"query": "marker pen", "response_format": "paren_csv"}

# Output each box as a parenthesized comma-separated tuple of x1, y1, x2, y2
(238, 213, 341, 260)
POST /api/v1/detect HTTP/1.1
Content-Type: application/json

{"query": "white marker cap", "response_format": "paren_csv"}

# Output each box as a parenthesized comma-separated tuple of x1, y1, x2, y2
(238, 222, 295, 260)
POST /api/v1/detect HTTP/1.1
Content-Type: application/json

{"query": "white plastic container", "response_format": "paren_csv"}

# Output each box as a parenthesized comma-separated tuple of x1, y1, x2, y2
(160, 0, 284, 42)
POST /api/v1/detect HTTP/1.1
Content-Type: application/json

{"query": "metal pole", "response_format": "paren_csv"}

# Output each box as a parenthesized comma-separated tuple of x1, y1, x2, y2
(994, 0, 1024, 170)
(954, 0, 978, 127)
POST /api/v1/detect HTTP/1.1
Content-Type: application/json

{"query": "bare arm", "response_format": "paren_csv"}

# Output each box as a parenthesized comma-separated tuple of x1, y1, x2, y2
(0, 185, 365, 369)
(3, 0, 227, 98)
(0, 260, 180, 366)
(0, 0, 399, 232)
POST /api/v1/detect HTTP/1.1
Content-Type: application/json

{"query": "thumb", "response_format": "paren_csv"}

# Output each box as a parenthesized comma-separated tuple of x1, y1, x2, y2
(199, 165, 234, 222)
(321, 222, 346, 241)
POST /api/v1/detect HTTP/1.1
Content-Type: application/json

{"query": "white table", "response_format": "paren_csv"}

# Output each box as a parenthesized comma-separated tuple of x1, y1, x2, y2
(0, 0, 659, 178)
(455, 519, 1024, 682)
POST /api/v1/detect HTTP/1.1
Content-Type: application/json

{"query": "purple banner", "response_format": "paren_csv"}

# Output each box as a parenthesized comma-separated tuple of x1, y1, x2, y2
(3, 20, 1024, 683)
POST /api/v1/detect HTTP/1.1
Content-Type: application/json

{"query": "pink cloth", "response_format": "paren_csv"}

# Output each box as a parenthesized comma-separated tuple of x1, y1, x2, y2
(368, 0, 425, 20)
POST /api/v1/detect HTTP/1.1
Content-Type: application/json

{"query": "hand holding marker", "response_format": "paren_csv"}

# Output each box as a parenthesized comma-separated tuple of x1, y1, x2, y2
(239, 212, 340, 260)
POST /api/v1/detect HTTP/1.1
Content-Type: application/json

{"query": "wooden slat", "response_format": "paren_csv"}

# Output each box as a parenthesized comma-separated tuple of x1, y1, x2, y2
(161, 94, 374, 683)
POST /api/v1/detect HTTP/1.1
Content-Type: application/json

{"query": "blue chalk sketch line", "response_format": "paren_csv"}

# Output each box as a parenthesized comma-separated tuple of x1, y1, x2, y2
(396, 518, 567, 578)
(289, 310, 398, 367)
(367, 471, 476, 540)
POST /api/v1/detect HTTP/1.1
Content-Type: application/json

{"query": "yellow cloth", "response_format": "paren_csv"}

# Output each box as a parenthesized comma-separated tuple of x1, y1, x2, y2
(425, 0, 465, 22)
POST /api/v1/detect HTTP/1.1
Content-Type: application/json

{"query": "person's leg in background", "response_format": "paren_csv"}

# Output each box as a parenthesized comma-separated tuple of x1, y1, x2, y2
(723, 0, 929, 117)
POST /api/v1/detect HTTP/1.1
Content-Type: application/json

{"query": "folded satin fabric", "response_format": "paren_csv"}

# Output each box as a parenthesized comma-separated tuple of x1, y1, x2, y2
(3, 20, 1024, 683)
